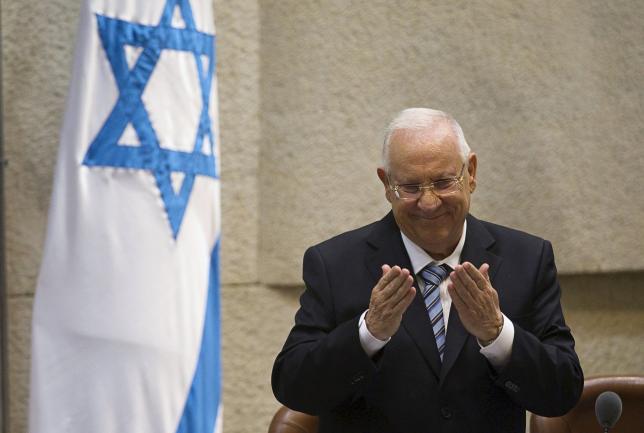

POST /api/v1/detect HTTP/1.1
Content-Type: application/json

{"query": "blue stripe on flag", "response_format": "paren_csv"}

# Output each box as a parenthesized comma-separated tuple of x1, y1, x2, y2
(175, 239, 221, 433)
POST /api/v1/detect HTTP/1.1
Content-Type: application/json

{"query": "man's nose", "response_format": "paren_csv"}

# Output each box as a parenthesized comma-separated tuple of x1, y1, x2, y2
(417, 189, 441, 210)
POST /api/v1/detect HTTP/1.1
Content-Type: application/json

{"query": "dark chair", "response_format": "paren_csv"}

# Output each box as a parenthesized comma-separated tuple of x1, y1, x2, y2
(268, 405, 319, 433)
(530, 375, 644, 433)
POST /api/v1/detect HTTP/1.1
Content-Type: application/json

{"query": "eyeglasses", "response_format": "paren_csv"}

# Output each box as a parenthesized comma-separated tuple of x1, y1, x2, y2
(388, 163, 467, 201)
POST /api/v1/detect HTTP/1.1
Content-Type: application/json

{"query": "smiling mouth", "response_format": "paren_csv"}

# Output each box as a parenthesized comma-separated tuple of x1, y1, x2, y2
(414, 213, 447, 221)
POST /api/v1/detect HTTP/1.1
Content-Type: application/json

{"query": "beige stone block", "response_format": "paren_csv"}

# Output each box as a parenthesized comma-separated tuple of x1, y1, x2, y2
(3, 1, 79, 296)
(216, 0, 262, 285)
(7, 296, 33, 433)
(221, 283, 302, 433)
(561, 273, 644, 376)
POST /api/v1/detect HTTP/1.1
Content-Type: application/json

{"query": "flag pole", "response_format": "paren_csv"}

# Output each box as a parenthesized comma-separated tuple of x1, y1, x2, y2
(0, 0, 8, 429)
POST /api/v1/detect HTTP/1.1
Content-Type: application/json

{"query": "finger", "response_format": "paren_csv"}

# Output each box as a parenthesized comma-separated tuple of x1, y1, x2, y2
(449, 268, 479, 307)
(373, 266, 406, 300)
(387, 274, 415, 305)
(374, 265, 402, 292)
(391, 285, 417, 315)
(380, 268, 412, 300)
(479, 263, 490, 282)
(447, 281, 467, 312)
(462, 262, 489, 290)
(452, 264, 479, 295)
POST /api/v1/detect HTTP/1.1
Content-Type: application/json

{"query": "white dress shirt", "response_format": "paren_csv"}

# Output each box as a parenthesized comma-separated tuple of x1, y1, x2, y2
(359, 220, 514, 370)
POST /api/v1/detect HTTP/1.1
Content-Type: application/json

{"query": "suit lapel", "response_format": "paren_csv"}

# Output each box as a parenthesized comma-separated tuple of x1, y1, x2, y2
(365, 212, 443, 379)
(439, 215, 503, 384)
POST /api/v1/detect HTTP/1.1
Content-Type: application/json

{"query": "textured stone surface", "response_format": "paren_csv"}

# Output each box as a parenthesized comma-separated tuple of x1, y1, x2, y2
(221, 283, 301, 433)
(3, 0, 80, 296)
(259, 0, 644, 284)
(7, 296, 32, 433)
(214, 0, 261, 284)
(561, 273, 644, 376)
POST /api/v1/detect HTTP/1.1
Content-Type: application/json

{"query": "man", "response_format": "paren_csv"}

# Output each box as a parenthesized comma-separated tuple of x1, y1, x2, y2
(272, 108, 583, 433)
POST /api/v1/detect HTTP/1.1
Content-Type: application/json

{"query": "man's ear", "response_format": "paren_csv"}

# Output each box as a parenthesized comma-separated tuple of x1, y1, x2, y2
(467, 153, 477, 193)
(377, 167, 393, 203)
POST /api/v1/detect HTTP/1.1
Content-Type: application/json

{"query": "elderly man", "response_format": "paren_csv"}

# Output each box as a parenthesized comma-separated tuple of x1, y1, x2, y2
(272, 108, 583, 433)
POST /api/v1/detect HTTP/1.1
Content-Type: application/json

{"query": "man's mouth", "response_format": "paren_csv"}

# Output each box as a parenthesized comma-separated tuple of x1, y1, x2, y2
(414, 213, 447, 221)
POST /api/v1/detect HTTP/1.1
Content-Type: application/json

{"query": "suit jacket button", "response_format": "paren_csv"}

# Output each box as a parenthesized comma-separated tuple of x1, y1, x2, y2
(504, 380, 520, 392)
(440, 407, 452, 419)
(350, 373, 364, 384)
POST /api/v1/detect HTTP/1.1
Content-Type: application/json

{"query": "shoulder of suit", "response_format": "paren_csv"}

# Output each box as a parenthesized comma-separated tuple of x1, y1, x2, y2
(470, 215, 549, 247)
(308, 216, 388, 255)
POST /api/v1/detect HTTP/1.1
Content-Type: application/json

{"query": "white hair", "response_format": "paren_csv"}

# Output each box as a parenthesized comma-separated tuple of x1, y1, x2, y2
(382, 108, 471, 171)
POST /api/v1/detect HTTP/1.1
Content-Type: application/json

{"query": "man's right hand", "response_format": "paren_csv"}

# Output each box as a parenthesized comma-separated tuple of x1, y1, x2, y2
(365, 265, 416, 340)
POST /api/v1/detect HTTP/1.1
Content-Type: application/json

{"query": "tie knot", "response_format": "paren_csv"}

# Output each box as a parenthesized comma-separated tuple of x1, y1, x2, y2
(420, 263, 452, 285)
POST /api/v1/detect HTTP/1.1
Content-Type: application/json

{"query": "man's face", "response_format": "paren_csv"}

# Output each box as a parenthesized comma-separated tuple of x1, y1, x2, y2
(377, 125, 477, 259)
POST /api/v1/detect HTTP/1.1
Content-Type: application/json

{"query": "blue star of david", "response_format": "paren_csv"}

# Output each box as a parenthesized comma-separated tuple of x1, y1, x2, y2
(84, 0, 218, 239)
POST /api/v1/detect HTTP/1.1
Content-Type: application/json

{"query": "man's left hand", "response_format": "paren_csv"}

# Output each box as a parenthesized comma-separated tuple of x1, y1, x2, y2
(447, 262, 503, 345)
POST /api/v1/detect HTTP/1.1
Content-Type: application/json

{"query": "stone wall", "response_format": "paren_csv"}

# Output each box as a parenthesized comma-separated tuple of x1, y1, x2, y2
(2, 1, 643, 432)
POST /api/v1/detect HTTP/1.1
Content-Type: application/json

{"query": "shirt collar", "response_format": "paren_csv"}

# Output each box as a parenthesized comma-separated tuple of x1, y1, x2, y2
(400, 220, 467, 274)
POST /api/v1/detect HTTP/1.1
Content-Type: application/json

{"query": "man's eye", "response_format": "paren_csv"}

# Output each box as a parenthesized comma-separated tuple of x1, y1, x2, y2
(399, 185, 421, 194)
(434, 179, 455, 191)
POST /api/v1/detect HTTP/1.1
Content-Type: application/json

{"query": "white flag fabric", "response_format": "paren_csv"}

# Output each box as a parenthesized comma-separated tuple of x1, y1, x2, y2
(29, 1, 222, 432)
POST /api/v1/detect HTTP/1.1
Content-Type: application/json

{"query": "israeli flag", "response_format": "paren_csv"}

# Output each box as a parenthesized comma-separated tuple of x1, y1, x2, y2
(29, 1, 222, 432)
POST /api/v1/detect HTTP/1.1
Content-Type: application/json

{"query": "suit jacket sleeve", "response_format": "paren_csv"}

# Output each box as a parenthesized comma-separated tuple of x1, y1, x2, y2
(494, 239, 583, 416)
(271, 244, 377, 415)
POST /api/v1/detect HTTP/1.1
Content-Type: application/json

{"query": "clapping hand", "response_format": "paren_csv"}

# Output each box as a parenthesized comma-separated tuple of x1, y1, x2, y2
(365, 265, 417, 341)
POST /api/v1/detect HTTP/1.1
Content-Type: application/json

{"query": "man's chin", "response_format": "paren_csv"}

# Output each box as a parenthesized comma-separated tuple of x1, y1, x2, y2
(411, 229, 449, 247)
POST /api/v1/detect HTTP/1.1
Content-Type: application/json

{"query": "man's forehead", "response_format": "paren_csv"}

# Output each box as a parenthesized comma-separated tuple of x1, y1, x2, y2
(389, 125, 460, 157)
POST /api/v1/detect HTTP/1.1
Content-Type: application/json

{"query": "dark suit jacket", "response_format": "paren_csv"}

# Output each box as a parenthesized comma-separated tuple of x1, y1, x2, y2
(272, 213, 583, 433)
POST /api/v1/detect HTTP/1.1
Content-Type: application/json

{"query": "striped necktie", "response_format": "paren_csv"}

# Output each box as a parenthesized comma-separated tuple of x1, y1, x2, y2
(419, 263, 452, 361)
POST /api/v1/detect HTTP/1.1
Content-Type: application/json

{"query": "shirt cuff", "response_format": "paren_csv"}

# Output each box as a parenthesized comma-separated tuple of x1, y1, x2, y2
(358, 310, 390, 358)
(478, 314, 514, 369)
